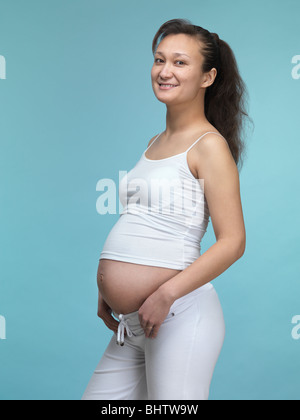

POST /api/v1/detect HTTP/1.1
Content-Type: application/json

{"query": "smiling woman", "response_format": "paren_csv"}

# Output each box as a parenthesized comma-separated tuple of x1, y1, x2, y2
(82, 18, 250, 401)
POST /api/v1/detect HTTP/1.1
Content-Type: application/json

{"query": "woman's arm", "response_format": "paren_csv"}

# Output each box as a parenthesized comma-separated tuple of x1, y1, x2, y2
(139, 134, 246, 337)
(161, 134, 246, 300)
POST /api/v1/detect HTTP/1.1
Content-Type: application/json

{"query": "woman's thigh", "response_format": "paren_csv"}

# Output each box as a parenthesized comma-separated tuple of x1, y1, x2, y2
(145, 287, 225, 400)
(81, 335, 147, 400)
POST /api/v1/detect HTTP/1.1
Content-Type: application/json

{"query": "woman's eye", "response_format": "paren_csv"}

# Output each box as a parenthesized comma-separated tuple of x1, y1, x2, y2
(154, 59, 185, 65)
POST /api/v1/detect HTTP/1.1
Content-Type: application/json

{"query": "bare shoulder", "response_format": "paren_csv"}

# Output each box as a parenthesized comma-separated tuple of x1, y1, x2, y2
(147, 134, 160, 148)
(197, 132, 231, 153)
(192, 132, 237, 180)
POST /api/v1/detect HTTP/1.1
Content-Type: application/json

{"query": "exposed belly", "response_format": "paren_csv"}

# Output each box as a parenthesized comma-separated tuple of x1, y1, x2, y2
(97, 258, 182, 314)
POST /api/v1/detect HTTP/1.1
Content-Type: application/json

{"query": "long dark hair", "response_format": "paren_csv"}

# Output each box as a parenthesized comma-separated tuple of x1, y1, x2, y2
(152, 19, 253, 171)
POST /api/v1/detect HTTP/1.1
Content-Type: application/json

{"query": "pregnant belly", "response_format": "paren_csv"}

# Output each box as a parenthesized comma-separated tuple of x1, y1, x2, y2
(97, 259, 182, 314)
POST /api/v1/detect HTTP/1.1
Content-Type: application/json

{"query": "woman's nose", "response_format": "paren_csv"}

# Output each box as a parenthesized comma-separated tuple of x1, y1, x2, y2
(159, 63, 173, 78)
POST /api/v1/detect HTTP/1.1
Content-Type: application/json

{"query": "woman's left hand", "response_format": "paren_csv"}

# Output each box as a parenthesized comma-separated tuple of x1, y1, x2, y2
(138, 288, 174, 339)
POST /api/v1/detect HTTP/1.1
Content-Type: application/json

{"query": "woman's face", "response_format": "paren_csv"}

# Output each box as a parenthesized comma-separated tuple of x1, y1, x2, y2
(151, 33, 211, 106)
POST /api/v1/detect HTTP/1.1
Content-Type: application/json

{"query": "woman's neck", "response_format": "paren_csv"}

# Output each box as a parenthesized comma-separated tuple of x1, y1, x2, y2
(164, 98, 208, 137)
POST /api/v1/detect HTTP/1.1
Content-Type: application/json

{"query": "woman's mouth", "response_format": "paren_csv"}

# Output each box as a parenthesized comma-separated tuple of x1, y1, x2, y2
(158, 83, 178, 90)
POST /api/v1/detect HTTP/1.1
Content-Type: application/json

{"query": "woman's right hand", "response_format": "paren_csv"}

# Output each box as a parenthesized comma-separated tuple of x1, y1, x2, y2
(97, 292, 119, 334)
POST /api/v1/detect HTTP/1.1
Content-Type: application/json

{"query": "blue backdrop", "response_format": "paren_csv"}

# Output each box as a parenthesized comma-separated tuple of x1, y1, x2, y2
(0, 0, 299, 400)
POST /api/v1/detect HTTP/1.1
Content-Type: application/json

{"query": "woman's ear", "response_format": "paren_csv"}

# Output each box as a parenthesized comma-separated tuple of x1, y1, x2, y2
(201, 68, 218, 88)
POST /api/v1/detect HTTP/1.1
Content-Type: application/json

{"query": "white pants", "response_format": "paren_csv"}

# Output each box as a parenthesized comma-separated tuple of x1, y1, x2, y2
(82, 283, 225, 400)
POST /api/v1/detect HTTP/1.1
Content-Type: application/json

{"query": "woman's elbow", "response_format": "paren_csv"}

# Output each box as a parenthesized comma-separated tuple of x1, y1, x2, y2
(218, 235, 246, 261)
(236, 236, 246, 259)
(224, 235, 246, 260)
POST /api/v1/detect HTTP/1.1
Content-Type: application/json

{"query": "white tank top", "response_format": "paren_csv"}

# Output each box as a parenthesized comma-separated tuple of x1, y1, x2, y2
(100, 131, 225, 270)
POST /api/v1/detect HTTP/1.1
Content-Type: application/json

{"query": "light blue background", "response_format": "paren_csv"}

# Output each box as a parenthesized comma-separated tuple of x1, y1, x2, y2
(0, 0, 299, 400)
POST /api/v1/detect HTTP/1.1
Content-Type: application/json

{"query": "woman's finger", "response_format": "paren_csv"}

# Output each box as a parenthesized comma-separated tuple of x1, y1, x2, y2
(99, 311, 119, 332)
(144, 324, 155, 338)
(103, 319, 119, 333)
(150, 325, 160, 339)
(104, 321, 119, 334)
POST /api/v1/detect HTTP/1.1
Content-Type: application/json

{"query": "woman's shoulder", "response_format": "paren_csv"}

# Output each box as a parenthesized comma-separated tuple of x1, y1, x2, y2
(146, 133, 160, 148)
(197, 131, 229, 149)
(189, 129, 235, 179)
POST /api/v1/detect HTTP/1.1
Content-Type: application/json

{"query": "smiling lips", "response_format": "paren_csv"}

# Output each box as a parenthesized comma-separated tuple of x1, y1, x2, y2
(158, 83, 178, 90)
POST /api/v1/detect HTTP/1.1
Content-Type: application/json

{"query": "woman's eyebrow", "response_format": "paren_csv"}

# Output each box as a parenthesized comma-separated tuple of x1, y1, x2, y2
(155, 51, 191, 58)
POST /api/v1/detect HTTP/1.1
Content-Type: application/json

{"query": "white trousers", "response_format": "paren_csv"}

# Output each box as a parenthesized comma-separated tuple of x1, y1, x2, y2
(82, 283, 225, 400)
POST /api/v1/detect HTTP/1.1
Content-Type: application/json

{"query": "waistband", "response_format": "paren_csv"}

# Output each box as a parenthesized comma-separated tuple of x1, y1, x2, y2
(113, 282, 214, 346)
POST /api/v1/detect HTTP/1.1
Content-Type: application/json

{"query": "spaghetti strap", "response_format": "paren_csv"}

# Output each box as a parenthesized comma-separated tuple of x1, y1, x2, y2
(185, 132, 225, 153)
(145, 133, 162, 152)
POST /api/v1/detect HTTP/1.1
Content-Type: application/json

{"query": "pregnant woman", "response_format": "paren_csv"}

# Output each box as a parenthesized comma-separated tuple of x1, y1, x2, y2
(82, 18, 249, 400)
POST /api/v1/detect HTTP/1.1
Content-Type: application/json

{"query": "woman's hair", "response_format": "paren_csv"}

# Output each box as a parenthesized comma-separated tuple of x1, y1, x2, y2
(152, 19, 253, 171)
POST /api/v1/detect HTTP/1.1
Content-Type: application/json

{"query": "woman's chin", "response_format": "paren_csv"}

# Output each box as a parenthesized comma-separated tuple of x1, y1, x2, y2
(153, 95, 179, 106)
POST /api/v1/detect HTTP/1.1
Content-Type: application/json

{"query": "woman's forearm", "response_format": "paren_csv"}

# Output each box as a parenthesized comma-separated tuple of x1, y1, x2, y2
(158, 238, 245, 304)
